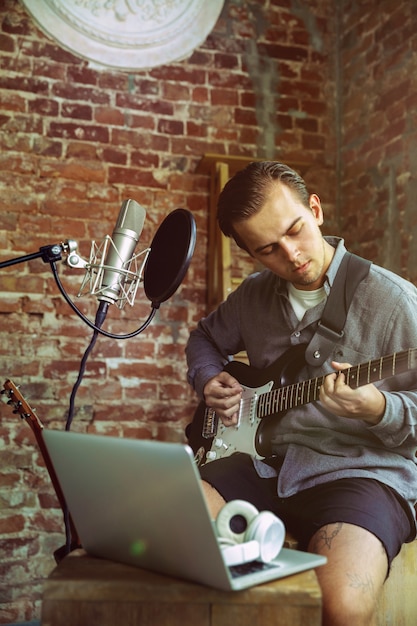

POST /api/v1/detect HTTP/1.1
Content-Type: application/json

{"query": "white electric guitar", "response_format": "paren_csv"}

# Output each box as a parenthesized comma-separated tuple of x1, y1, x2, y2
(185, 344, 417, 466)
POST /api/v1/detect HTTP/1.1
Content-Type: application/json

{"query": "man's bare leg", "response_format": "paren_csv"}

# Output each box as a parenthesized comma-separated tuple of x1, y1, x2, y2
(309, 522, 388, 626)
(202, 480, 226, 518)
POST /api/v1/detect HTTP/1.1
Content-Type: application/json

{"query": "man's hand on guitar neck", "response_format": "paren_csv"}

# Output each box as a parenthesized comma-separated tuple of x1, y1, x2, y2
(202, 359, 386, 430)
(320, 361, 386, 426)
(203, 372, 243, 426)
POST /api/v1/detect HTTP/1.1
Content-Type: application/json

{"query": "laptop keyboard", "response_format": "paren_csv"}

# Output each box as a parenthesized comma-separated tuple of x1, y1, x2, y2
(229, 560, 281, 579)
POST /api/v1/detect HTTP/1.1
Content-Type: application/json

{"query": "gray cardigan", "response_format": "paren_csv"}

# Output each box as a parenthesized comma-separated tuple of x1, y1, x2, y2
(186, 238, 417, 533)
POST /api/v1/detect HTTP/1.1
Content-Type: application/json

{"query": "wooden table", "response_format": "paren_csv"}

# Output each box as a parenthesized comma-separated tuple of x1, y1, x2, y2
(41, 551, 322, 626)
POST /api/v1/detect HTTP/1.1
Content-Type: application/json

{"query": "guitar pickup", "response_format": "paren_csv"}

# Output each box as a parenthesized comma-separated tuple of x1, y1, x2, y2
(202, 407, 218, 439)
(247, 393, 258, 425)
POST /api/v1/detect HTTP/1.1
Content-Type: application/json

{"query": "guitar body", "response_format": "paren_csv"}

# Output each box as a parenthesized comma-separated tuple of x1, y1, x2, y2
(186, 344, 306, 466)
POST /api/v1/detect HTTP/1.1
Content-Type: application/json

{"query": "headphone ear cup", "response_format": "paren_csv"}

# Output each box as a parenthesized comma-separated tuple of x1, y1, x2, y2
(246, 511, 285, 562)
(216, 500, 261, 566)
(215, 499, 259, 544)
(216, 500, 286, 565)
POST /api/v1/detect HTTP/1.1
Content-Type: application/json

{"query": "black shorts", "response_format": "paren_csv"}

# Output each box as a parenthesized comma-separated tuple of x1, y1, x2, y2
(200, 453, 414, 567)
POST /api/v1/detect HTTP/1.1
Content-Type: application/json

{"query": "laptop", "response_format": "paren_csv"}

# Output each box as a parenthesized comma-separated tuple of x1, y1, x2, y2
(43, 430, 326, 591)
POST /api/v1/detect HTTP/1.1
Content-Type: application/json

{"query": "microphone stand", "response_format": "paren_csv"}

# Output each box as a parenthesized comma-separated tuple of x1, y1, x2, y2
(1, 241, 158, 560)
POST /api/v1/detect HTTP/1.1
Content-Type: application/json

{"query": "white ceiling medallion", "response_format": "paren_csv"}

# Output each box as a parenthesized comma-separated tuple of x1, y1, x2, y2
(21, 0, 225, 70)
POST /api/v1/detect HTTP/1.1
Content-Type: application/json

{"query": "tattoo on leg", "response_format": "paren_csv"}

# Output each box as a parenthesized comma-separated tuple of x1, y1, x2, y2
(346, 571, 375, 597)
(310, 522, 344, 551)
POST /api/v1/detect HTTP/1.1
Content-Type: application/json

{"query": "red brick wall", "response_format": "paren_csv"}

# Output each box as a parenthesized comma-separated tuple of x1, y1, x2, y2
(338, 1, 417, 281)
(5, 0, 413, 622)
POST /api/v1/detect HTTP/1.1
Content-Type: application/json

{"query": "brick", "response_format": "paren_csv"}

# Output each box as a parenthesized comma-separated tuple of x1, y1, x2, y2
(52, 83, 110, 105)
(213, 126, 239, 142)
(67, 66, 98, 86)
(47, 122, 110, 143)
(191, 86, 209, 103)
(28, 98, 59, 116)
(262, 43, 309, 62)
(32, 59, 66, 81)
(186, 121, 208, 138)
(240, 91, 256, 107)
(214, 52, 240, 70)
(115, 93, 173, 115)
(101, 147, 127, 165)
(208, 70, 252, 89)
(62, 102, 93, 121)
(66, 141, 97, 160)
(170, 135, 223, 156)
(2, 13, 32, 36)
(211, 88, 239, 106)
(0, 91, 26, 112)
(0, 536, 39, 560)
(39, 160, 106, 183)
(0, 514, 26, 534)
(0, 74, 49, 95)
(187, 50, 213, 66)
(0, 471, 20, 488)
(125, 113, 155, 130)
(239, 127, 259, 144)
(234, 108, 258, 126)
(108, 166, 165, 188)
(157, 118, 184, 135)
(97, 72, 129, 92)
(94, 106, 125, 126)
(3, 117, 43, 139)
(162, 82, 190, 101)
(22, 39, 80, 65)
(295, 117, 318, 132)
(0, 33, 14, 52)
(130, 151, 159, 168)
(150, 65, 206, 85)
(33, 137, 63, 158)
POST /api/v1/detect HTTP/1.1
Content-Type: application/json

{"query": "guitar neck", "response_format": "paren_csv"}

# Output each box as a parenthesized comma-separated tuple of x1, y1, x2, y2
(258, 348, 417, 417)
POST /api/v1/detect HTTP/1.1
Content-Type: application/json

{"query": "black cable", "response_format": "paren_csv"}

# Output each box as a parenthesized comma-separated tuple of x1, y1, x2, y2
(65, 303, 108, 432)
(46, 262, 156, 557)
(62, 304, 108, 555)
(49, 260, 158, 339)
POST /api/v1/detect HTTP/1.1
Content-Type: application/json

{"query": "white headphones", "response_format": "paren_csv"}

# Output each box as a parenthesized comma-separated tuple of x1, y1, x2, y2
(216, 500, 285, 566)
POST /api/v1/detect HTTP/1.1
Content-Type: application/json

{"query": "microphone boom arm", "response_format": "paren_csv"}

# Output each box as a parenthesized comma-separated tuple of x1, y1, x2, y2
(0, 241, 77, 269)
(0, 240, 157, 339)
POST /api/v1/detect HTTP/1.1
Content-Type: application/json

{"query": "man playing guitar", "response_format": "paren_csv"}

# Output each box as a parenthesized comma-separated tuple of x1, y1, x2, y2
(186, 161, 417, 626)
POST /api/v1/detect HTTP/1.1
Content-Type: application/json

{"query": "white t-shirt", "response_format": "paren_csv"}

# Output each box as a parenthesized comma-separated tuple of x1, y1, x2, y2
(287, 282, 326, 321)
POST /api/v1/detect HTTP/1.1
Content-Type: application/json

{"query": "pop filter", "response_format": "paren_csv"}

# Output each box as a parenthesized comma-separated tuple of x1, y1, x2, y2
(143, 208, 196, 308)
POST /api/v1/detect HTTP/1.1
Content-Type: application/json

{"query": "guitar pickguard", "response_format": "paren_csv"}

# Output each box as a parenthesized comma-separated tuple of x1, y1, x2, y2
(186, 345, 308, 466)
(204, 379, 274, 463)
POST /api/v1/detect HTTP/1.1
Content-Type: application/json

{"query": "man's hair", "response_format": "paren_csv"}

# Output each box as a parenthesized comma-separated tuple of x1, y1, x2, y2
(217, 161, 311, 250)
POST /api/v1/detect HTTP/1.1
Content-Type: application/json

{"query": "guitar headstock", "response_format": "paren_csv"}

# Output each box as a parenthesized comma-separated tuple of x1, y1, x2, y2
(2, 379, 44, 431)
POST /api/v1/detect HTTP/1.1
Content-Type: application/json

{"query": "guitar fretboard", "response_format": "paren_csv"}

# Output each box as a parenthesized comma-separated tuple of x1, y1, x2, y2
(257, 348, 417, 418)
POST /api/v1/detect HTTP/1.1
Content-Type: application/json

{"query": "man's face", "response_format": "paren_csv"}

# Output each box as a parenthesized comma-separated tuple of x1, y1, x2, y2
(233, 183, 334, 291)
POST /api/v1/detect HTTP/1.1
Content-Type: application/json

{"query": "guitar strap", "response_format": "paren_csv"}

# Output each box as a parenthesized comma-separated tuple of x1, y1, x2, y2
(305, 252, 371, 366)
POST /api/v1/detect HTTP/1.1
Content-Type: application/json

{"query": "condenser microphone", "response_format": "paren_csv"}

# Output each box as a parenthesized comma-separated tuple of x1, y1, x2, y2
(96, 199, 146, 306)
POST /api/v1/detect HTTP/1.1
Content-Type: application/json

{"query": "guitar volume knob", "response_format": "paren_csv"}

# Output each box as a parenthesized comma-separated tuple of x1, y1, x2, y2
(206, 451, 217, 461)
(213, 438, 224, 449)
